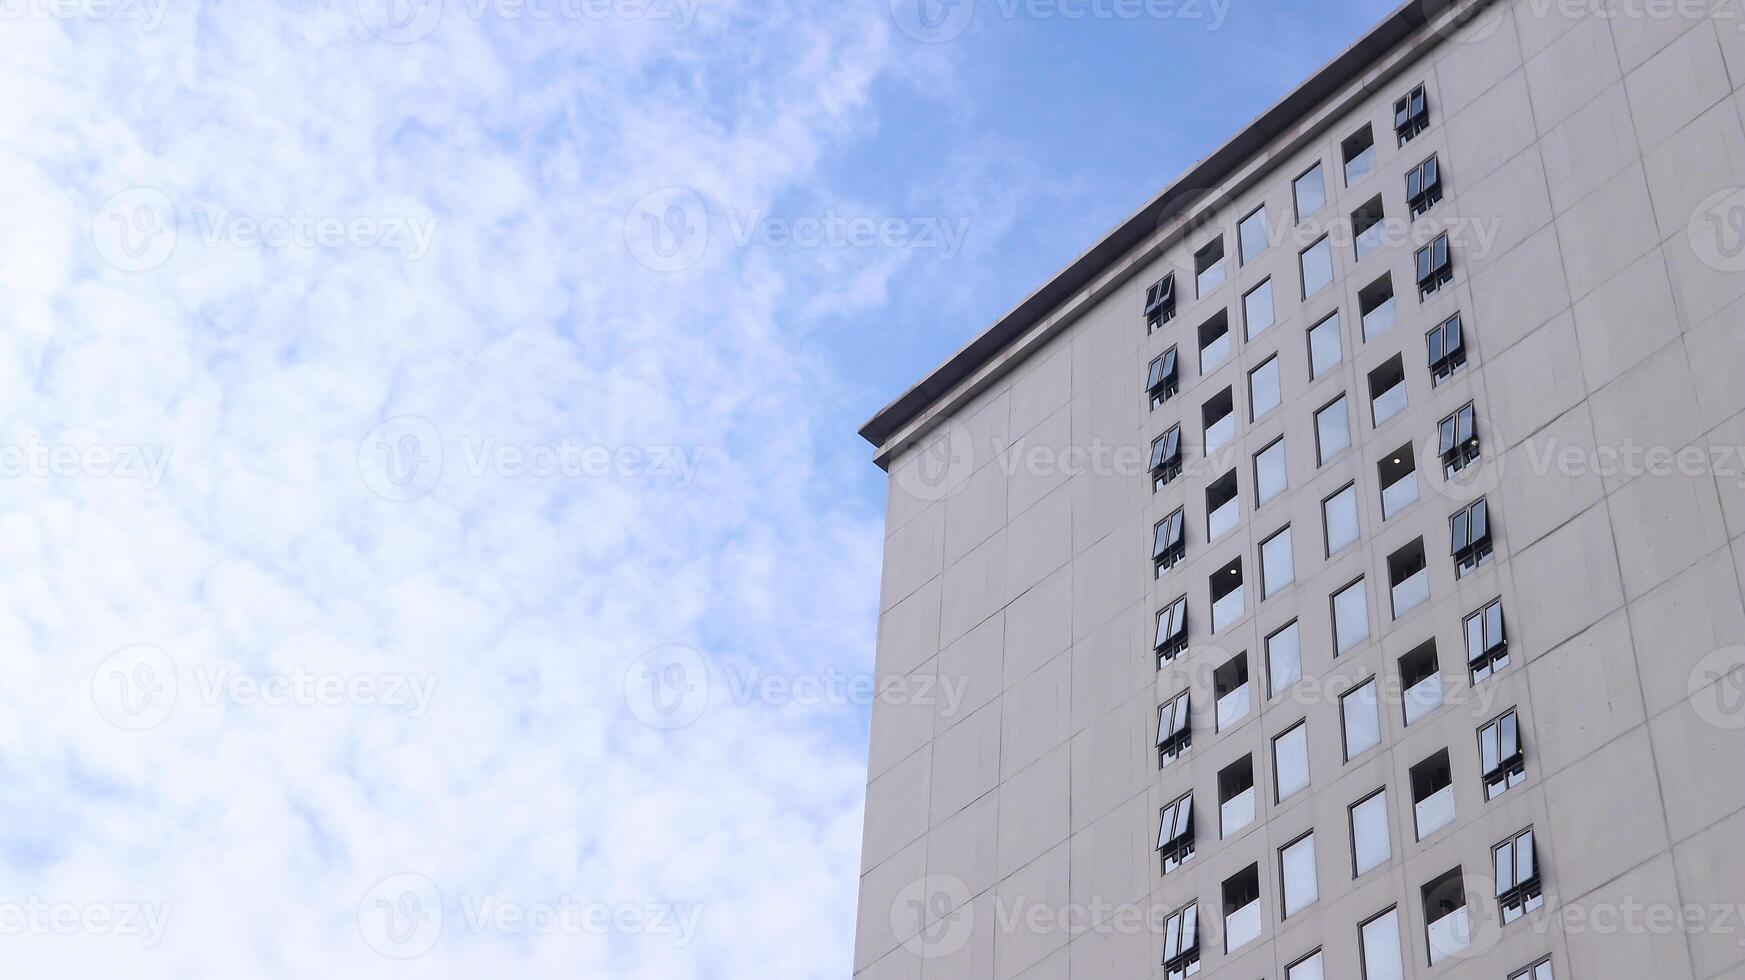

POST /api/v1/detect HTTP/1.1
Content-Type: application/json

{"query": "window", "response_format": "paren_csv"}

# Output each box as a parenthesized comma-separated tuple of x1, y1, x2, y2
(1261, 526, 1294, 598)
(1153, 508, 1187, 576)
(1294, 162, 1326, 219)
(1410, 749, 1455, 839)
(1465, 599, 1508, 683)
(1352, 195, 1386, 262)
(1450, 497, 1493, 577)
(1300, 235, 1333, 298)
(1368, 355, 1408, 426)
(1350, 788, 1391, 877)
(1147, 347, 1179, 408)
(1281, 832, 1318, 918)
(1239, 206, 1270, 263)
(1387, 539, 1429, 619)
(1210, 558, 1244, 633)
(1438, 402, 1480, 476)
(1255, 438, 1287, 507)
(1427, 312, 1466, 384)
(1422, 867, 1471, 964)
(1273, 722, 1310, 802)
(1359, 907, 1403, 980)
(1495, 827, 1543, 924)
(1198, 310, 1231, 373)
(1218, 755, 1256, 837)
(1406, 154, 1442, 217)
(1287, 949, 1324, 980)
(1157, 791, 1196, 874)
(1342, 125, 1376, 185)
(1155, 595, 1190, 665)
(1196, 237, 1227, 297)
(1243, 278, 1275, 340)
(1399, 640, 1441, 725)
(1157, 688, 1191, 767)
(1415, 233, 1453, 298)
(1332, 578, 1369, 654)
(1151, 425, 1183, 490)
(1359, 274, 1396, 340)
(1146, 273, 1178, 331)
(1202, 387, 1236, 453)
(1479, 708, 1526, 800)
(1341, 678, 1381, 760)
(1510, 957, 1555, 980)
(1308, 311, 1341, 378)
(1379, 444, 1418, 519)
(1162, 901, 1200, 980)
(1395, 83, 1429, 146)
(1323, 483, 1360, 556)
(1266, 621, 1301, 696)
(1315, 395, 1350, 463)
(1214, 652, 1251, 731)
(1249, 355, 1281, 419)
(1207, 469, 1240, 542)
(1223, 864, 1262, 952)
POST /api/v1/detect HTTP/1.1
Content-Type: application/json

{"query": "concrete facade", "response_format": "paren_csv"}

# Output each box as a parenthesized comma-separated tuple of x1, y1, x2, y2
(856, 1, 1745, 978)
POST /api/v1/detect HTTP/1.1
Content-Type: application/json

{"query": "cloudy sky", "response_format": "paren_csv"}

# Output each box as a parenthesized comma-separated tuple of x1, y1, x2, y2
(0, 0, 1393, 975)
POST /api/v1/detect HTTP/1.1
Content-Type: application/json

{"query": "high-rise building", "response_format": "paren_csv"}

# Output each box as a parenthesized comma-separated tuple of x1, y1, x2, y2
(853, 1, 1745, 978)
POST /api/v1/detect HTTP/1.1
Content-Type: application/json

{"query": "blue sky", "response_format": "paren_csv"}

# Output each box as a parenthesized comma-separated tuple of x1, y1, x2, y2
(0, 1, 1393, 976)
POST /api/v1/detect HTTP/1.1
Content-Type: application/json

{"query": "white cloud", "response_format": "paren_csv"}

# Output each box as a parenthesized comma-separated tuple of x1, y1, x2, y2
(0, 2, 898, 976)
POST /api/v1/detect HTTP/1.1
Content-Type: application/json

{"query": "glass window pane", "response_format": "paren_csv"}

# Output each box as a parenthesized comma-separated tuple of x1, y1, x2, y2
(1257, 440, 1288, 506)
(1275, 724, 1310, 801)
(1245, 279, 1276, 339)
(1352, 790, 1391, 876)
(1301, 236, 1333, 298)
(1496, 840, 1513, 889)
(1282, 834, 1318, 916)
(1325, 484, 1360, 555)
(1485, 601, 1504, 647)
(1250, 356, 1281, 418)
(1262, 528, 1294, 598)
(1517, 830, 1534, 881)
(1342, 680, 1381, 757)
(1288, 951, 1324, 980)
(1295, 163, 1326, 219)
(1240, 207, 1270, 263)
(1268, 622, 1301, 695)
(1316, 397, 1350, 463)
(1308, 312, 1341, 378)
(1466, 612, 1484, 663)
(1334, 579, 1369, 654)
(1361, 910, 1404, 980)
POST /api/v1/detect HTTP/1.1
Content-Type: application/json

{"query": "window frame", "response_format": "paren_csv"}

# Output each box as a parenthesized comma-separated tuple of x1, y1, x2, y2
(1464, 598, 1509, 683)
(1349, 787, 1391, 879)
(1157, 688, 1192, 767)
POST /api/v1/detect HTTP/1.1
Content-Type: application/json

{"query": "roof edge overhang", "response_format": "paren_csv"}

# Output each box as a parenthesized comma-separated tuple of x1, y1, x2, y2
(860, 0, 1487, 469)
